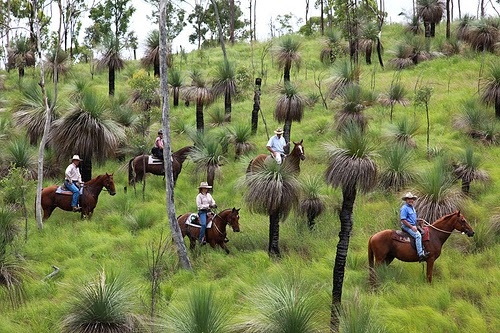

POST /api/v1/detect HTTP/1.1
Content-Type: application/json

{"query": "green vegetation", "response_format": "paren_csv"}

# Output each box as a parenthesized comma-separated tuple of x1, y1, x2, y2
(0, 22, 499, 332)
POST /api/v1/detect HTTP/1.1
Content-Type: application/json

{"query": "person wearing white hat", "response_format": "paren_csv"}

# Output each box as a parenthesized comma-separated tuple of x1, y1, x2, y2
(196, 182, 217, 245)
(266, 127, 289, 165)
(65, 155, 84, 212)
(400, 192, 430, 261)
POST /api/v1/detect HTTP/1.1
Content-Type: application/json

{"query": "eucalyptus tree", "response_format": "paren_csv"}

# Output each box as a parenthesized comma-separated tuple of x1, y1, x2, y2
(480, 61, 500, 119)
(212, 61, 237, 121)
(183, 70, 214, 132)
(98, 37, 125, 96)
(453, 147, 489, 195)
(273, 36, 301, 83)
(274, 82, 305, 150)
(416, 0, 444, 38)
(324, 123, 377, 330)
(89, 0, 135, 42)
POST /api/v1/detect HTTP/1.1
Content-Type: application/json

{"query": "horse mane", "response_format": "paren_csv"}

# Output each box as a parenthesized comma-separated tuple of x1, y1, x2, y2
(173, 146, 194, 164)
(432, 210, 459, 225)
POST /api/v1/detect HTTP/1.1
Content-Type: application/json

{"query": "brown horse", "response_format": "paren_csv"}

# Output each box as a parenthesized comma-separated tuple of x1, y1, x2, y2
(128, 146, 193, 186)
(177, 208, 241, 254)
(247, 140, 305, 174)
(40, 173, 116, 220)
(368, 211, 474, 283)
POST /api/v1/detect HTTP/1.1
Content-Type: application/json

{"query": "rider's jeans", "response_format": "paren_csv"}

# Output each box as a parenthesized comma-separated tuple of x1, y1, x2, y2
(198, 210, 207, 242)
(402, 225, 424, 256)
(65, 180, 79, 207)
(274, 153, 284, 165)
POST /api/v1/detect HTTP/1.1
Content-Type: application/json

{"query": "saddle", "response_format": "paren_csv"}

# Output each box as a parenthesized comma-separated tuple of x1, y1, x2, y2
(56, 184, 84, 196)
(392, 227, 430, 250)
(185, 213, 215, 229)
(148, 155, 163, 165)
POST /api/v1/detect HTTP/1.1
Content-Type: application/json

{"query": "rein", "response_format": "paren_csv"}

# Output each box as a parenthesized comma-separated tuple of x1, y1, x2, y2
(211, 210, 227, 237)
(423, 220, 461, 235)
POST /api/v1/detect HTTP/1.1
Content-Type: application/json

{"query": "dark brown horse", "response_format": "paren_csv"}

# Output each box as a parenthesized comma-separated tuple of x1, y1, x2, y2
(247, 140, 305, 174)
(40, 173, 116, 220)
(368, 211, 474, 283)
(128, 146, 193, 186)
(177, 208, 240, 254)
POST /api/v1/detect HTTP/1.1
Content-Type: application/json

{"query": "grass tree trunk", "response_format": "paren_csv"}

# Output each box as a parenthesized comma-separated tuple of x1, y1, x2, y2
(495, 101, 500, 119)
(251, 87, 260, 134)
(159, 0, 192, 271)
(446, 0, 451, 39)
(80, 156, 92, 182)
(424, 21, 431, 38)
(109, 67, 115, 96)
(365, 43, 372, 65)
(283, 119, 292, 154)
(207, 165, 215, 190)
(173, 87, 179, 107)
(430, 22, 436, 37)
(154, 64, 160, 77)
(330, 185, 356, 331)
(224, 89, 231, 122)
(196, 102, 204, 132)
(284, 64, 291, 82)
(461, 179, 470, 194)
(268, 211, 280, 256)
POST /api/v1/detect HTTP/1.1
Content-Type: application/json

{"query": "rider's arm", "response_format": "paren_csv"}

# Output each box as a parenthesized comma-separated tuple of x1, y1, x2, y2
(266, 145, 274, 154)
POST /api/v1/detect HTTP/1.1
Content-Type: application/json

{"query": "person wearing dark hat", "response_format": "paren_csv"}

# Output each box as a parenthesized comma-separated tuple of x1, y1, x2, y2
(266, 127, 289, 165)
(65, 155, 83, 212)
(400, 192, 430, 261)
(152, 129, 164, 159)
(196, 182, 217, 245)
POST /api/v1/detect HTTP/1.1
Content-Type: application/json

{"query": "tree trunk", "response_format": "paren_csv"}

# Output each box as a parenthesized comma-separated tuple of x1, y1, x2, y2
(424, 21, 431, 38)
(320, 0, 324, 35)
(80, 157, 92, 182)
(283, 119, 292, 154)
(251, 86, 261, 134)
(461, 179, 470, 194)
(229, 0, 235, 45)
(224, 89, 231, 122)
(495, 100, 500, 119)
(430, 22, 436, 38)
(284, 64, 291, 82)
(211, 0, 227, 61)
(377, 36, 384, 68)
(207, 164, 215, 190)
(457, 0, 462, 19)
(365, 43, 372, 65)
(173, 87, 179, 107)
(253, 0, 257, 42)
(109, 67, 115, 96)
(446, 0, 451, 39)
(426, 104, 430, 158)
(268, 211, 280, 256)
(330, 185, 356, 331)
(196, 101, 204, 132)
(154, 64, 160, 77)
(159, 0, 192, 271)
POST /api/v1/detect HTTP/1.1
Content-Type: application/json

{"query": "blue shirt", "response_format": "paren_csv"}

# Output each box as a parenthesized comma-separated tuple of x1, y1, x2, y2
(400, 203, 417, 227)
(266, 135, 286, 154)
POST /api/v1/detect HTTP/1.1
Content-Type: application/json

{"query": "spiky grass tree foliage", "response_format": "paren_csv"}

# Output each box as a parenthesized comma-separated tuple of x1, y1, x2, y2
(320, 28, 344, 64)
(49, 88, 125, 181)
(142, 30, 160, 77)
(190, 133, 226, 189)
(42, 147, 62, 179)
(328, 60, 360, 99)
(235, 278, 324, 333)
(243, 160, 300, 256)
(274, 82, 305, 146)
(413, 158, 463, 223)
(11, 80, 59, 145)
(61, 271, 143, 333)
(468, 19, 499, 53)
(183, 70, 214, 132)
(480, 61, 500, 119)
(0, 207, 20, 246)
(228, 123, 255, 158)
(44, 48, 70, 82)
(456, 14, 474, 42)
(416, 0, 444, 38)
(324, 123, 377, 327)
(405, 15, 423, 35)
(208, 107, 226, 127)
(379, 144, 416, 191)
(6, 138, 36, 176)
(0, 247, 27, 309)
(379, 81, 409, 123)
(453, 147, 489, 195)
(165, 287, 230, 333)
(385, 118, 419, 148)
(168, 68, 184, 107)
(66, 78, 93, 103)
(98, 37, 125, 96)
(8, 36, 35, 79)
(334, 85, 368, 133)
(388, 42, 414, 70)
(360, 21, 379, 65)
(274, 36, 301, 82)
(338, 289, 386, 333)
(406, 34, 431, 64)
(299, 175, 326, 230)
(480, 122, 499, 145)
(212, 60, 237, 122)
(454, 98, 488, 138)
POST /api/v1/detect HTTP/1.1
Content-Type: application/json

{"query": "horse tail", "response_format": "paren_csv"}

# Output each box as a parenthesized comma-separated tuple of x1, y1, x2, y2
(128, 158, 135, 185)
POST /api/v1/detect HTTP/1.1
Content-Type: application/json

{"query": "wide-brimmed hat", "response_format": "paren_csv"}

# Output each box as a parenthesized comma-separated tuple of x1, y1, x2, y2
(274, 127, 283, 134)
(70, 155, 83, 161)
(158, 129, 163, 135)
(402, 192, 417, 200)
(198, 182, 212, 189)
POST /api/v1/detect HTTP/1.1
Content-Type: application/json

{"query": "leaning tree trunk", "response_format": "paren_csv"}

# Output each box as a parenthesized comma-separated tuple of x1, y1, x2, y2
(224, 89, 231, 122)
(196, 101, 204, 132)
(330, 185, 356, 331)
(268, 211, 280, 256)
(159, 0, 192, 271)
(108, 67, 115, 96)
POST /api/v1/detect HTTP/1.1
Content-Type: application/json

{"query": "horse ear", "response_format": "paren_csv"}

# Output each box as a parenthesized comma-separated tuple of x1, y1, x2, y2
(300, 139, 303, 144)
(236, 208, 240, 212)
(457, 210, 460, 216)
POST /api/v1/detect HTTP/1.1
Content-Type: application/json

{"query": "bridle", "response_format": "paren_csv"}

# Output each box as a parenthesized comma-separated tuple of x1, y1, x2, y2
(211, 209, 239, 236)
(422, 215, 470, 235)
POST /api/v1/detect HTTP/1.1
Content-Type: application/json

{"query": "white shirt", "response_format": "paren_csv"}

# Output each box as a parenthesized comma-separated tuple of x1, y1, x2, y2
(266, 135, 287, 154)
(65, 163, 82, 183)
(196, 192, 216, 210)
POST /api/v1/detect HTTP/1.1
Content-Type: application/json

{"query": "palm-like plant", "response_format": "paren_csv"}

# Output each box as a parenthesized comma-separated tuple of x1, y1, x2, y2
(320, 28, 344, 65)
(0, 207, 20, 246)
(228, 123, 255, 159)
(212, 60, 237, 122)
(8, 36, 35, 79)
(169, 68, 184, 107)
(98, 37, 125, 96)
(328, 60, 360, 99)
(44, 48, 70, 82)
(414, 158, 463, 223)
(324, 123, 377, 325)
(11, 80, 59, 145)
(360, 21, 379, 65)
(299, 175, 326, 230)
(334, 84, 368, 132)
(454, 98, 487, 138)
(388, 42, 414, 70)
(0, 247, 27, 309)
(190, 134, 226, 189)
(405, 15, 423, 35)
(183, 70, 214, 132)
(243, 160, 301, 256)
(274, 82, 305, 147)
(456, 14, 474, 42)
(385, 118, 419, 148)
(480, 61, 500, 119)
(49, 88, 125, 181)
(6, 138, 36, 174)
(453, 147, 489, 194)
(274, 36, 301, 82)
(468, 19, 499, 53)
(379, 143, 416, 191)
(416, 0, 444, 38)
(166, 287, 230, 333)
(61, 271, 143, 333)
(141, 30, 160, 77)
(379, 81, 410, 123)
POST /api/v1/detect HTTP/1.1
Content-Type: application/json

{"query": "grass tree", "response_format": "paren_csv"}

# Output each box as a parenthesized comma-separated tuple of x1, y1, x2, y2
(414, 85, 434, 157)
(274, 82, 305, 149)
(386, 118, 419, 148)
(480, 61, 500, 119)
(405, 15, 423, 35)
(454, 98, 488, 138)
(49, 88, 125, 181)
(468, 19, 499, 53)
(44, 48, 70, 82)
(61, 271, 143, 333)
(0, 246, 28, 309)
(323, 123, 377, 330)
(416, 0, 445, 38)
(379, 79, 409, 123)
(8, 36, 35, 79)
(388, 42, 414, 70)
(274, 36, 301, 82)
(6, 138, 36, 177)
(183, 70, 214, 132)
(168, 68, 184, 107)
(228, 123, 255, 159)
(328, 60, 360, 99)
(299, 175, 326, 230)
(98, 37, 125, 96)
(320, 28, 344, 65)
(212, 60, 237, 122)
(360, 21, 379, 65)
(142, 30, 160, 77)
(335, 84, 368, 133)
(190, 133, 226, 190)
(379, 143, 416, 191)
(243, 160, 301, 256)
(414, 157, 463, 223)
(453, 147, 489, 195)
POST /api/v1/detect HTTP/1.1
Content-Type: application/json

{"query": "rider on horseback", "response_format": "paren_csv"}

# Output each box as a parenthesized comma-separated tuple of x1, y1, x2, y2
(400, 192, 430, 262)
(196, 182, 217, 245)
(151, 129, 164, 160)
(266, 127, 289, 165)
(65, 155, 83, 212)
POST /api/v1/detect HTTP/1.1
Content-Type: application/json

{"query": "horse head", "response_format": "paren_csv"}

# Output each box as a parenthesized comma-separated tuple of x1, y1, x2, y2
(454, 211, 474, 237)
(104, 173, 117, 196)
(292, 140, 306, 161)
(227, 208, 240, 232)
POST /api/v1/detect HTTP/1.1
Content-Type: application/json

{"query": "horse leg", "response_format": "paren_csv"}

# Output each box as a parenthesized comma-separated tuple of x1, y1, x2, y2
(426, 259, 435, 283)
(220, 242, 230, 254)
(43, 206, 55, 220)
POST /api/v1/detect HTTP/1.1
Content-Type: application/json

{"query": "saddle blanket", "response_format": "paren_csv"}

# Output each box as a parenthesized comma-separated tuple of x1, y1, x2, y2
(392, 227, 430, 243)
(56, 186, 83, 195)
(148, 155, 163, 165)
(185, 213, 213, 229)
